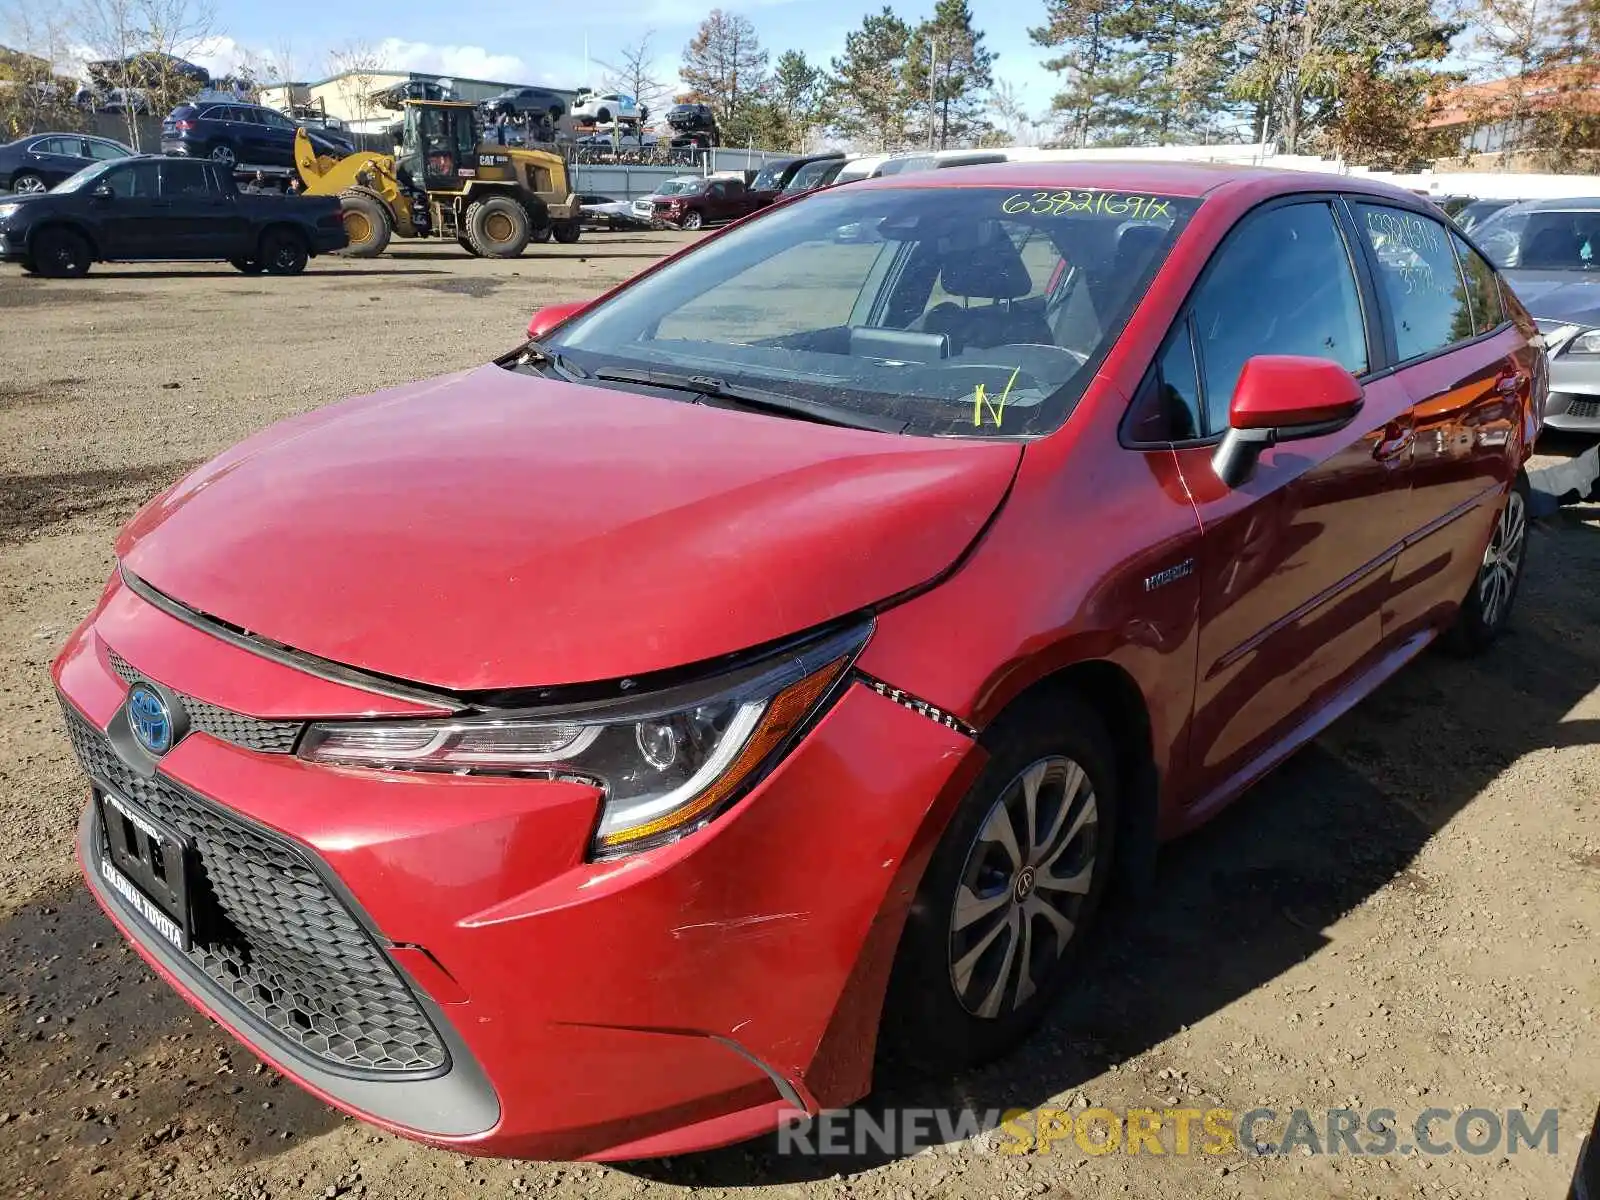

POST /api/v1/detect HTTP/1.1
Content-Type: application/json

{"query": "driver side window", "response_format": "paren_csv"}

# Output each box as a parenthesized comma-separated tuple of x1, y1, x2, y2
(1190, 202, 1368, 433)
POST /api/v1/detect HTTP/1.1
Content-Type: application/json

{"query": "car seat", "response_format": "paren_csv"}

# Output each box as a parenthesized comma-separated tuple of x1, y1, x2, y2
(918, 232, 1055, 352)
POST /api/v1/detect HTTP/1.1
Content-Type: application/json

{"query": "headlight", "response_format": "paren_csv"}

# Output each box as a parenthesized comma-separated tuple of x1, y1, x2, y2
(1567, 329, 1600, 354)
(0, 203, 21, 221)
(299, 623, 868, 857)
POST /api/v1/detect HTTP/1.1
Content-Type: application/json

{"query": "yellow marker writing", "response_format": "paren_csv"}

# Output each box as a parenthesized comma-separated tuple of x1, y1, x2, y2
(973, 366, 1023, 428)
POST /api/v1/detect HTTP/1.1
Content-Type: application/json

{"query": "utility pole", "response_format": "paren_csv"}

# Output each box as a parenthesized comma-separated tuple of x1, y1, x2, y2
(927, 36, 939, 150)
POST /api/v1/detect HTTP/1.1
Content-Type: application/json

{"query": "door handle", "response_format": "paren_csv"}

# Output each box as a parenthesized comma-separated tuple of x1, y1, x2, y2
(1373, 423, 1414, 463)
(1495, 370, 1528, 396)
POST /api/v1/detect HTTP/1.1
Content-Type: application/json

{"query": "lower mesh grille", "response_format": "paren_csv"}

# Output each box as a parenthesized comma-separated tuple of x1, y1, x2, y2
(1568, 398, 1600, 420)
(62, 700, 449, 1077)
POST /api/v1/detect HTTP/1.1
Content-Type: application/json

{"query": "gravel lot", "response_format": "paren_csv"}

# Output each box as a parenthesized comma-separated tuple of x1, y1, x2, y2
(1, 237, 1596, 1200)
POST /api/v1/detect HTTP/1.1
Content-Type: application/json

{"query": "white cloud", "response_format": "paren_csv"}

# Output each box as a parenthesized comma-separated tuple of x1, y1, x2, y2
(374, 38, 529, 83)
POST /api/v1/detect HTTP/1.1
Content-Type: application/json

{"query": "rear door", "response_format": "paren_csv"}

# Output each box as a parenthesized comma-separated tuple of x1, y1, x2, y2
(1347, 202, 1529, 643)
(1157, 197, 1417, 810)
(158, 160, 243, 257)
(252, 107, 300, 166)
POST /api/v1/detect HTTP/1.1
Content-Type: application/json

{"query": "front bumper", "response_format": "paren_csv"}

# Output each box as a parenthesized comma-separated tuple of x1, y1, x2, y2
(1, 224, 30, 261)
(55, 574, 978, 1159)
(1543, 386, 1600, 432)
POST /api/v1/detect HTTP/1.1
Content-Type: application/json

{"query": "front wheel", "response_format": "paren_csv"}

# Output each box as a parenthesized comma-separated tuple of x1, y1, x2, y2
(229, 257, 263, 274)
(1446, 472, 1530, 654)
(31, 227, 92, 277)
(881, 692, 1118, 1074)
(552, 221, 581, 244)
(680, 210, 703, 231)
(456, 233, 482, 256)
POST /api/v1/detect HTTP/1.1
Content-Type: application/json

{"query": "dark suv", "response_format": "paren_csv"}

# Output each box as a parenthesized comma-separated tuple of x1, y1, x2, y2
(161, 102, 354, 169)
(665, 103, 718, 148)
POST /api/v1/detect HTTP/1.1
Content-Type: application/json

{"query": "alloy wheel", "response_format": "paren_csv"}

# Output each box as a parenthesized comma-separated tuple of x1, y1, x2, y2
(13, 175, 46, 194)
(947, 756, 1098, 1018)
(1479, 488, 1526, 628)
(211, 144, 236, 167)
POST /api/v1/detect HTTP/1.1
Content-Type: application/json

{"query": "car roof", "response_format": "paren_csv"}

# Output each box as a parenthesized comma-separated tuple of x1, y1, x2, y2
(855, 159, 1429, 203)
(1500, 195, 1600, 211)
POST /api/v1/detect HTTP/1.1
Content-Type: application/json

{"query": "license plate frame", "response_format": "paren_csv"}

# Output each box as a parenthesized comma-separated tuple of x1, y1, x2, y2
(96, 789, 194, 952)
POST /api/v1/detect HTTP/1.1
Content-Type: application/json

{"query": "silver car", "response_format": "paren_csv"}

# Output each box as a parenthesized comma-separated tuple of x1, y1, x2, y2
(1475, 197, 1600, 432)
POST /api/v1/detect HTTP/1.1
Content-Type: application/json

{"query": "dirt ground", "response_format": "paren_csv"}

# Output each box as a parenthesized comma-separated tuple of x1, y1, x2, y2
(0, 238, 1596, 1200)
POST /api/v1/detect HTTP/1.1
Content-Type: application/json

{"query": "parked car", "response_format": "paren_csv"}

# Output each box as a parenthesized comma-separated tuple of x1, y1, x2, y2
(572, 90, 638, 124)
(833, 154, 890, 183)
(0, 132, 132, 194)
(481, 87, 566, 121)
(162, 102, 354, 168)
(778, 156, 847, 197)
(56, 161, 1540, 1163)
(101, 86, 151, 114)
(578, 194, 650, 230)
(0, 154, 346, 276)
(1473, 196, 1600, 432)
(630, 175, 761, 229)
(573, 132, 657, 151)
(748, 152, 844, 206)
(1453, 197, 1518, 233)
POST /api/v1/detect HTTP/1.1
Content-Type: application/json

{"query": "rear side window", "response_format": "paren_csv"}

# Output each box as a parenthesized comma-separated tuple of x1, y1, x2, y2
(100, 161, 159, 198)
(1190, 201, 1368, 432)
(1353, 203, 1473, 361)
(159, 160, 213, 196)
(86, 139, 127, 161)
(1452, 232, 1507, 335)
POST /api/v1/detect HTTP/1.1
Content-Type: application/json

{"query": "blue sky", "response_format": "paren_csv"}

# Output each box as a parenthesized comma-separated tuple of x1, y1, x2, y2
(186, 0, 1063, 129)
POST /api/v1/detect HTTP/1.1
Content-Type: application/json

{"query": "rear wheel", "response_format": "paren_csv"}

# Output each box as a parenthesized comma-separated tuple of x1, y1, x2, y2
(11, 172, 46, 194)
(31, 227, 91, 277)
(259, 228, 308, 275)
(881, 691, 1118, 1074)
(465, 195, 530, 257)
(552, 221, 581, 244)
(338, 192, 391, 257)
(1446, 472, 1530, 654)
(530, 226, 552, 244)
(209, 142, 237, 168)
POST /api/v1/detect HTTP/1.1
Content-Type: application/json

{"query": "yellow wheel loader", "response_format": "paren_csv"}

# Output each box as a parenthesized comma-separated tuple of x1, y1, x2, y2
(294, 99, 583, 258)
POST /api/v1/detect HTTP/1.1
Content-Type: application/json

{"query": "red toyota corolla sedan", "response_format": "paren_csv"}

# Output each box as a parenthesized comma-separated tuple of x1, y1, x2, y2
(55, 163, 1543, 1160)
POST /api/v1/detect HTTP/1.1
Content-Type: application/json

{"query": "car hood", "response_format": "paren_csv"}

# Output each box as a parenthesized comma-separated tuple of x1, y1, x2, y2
(118, 365, 1021, 691)
(1502, 270, 1600, 327)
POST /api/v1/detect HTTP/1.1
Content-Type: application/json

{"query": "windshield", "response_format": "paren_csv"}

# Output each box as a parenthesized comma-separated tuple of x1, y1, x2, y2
(656, 179, 704, 196)
(545, 184, 1198, 437)
(1476, 206, 1600, 270)
(751, 162, 792, 191)
(785, 160, 838, 192)
(52, 159, 118, 194)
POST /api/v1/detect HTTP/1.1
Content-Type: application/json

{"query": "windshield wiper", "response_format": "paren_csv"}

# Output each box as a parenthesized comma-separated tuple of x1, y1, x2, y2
(591, 367, 907, 433)
(513, 340, 586, 381)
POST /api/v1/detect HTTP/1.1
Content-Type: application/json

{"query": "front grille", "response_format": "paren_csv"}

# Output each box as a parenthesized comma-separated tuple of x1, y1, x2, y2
(62, 702, 449, 1077)
(105, 647, 302, 754)
(1568, 398, 1600, 419)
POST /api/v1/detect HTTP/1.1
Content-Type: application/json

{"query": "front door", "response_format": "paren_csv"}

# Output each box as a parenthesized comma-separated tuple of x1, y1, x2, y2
(1165, 198, 1418, 810)
(1346, 202, 1531, 642)
(157, 160, 242, 258)
(93, 161, 163, 259)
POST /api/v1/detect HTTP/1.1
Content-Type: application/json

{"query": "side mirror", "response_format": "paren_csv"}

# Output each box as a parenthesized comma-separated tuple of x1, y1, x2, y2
(526, 299, 591, 340)
(1212, 355, 1364, 488)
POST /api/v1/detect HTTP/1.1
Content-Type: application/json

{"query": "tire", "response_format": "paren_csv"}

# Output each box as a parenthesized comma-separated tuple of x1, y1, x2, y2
(337, 192, 391, 257)
(881, 690, 1118, 1075)
(11, 172, 47, 195)
(457, 233, 482, 256)
(259, 228, 308, 275)
(465, 195, 530, 257)
(596, 107, 612, 124)
(680, 210, 704, 231)
(229, 257, 263, 274)
(1445, 472, 1530, 655)
(552, 220, 581, 244)
(209, 142, 237, 168)
(530, 226, 552, 244)
(31, 226, 92, 277)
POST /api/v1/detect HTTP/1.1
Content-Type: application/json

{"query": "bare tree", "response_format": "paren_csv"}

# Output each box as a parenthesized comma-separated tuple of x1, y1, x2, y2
(0, 8, 85, 140)
(73, 0, 216, 149)
(598, 32, 670, 123)
(326, 40, 382, 128)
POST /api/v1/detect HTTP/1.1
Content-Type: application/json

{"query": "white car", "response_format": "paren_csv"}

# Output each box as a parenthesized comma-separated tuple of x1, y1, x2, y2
(572, 91, 639, 124)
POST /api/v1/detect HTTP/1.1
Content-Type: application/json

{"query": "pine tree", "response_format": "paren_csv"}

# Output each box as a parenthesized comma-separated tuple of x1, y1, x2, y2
(680, 9, 769, 127)
(828, 7, 915, 150)
(1110, 0, 1229, 143)
(904, 0, 996, 148)
(1030, 0, 1141, 146)
(770, 49, 825, 149)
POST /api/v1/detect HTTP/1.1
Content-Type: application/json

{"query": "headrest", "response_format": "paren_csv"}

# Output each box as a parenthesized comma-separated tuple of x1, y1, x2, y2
(938, 231, 1033, 300)
(1114, 223, 1166, 268)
